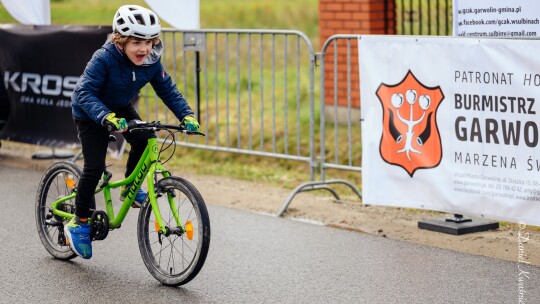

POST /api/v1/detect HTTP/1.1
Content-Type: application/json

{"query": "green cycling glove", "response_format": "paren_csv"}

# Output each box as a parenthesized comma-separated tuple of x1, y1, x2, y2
(182, 115, 200, 132)
(104, 113, 128, 131)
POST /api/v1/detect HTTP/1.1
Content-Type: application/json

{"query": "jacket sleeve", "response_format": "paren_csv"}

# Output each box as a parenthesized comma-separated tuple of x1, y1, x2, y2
(150, 62, 194, 121)
(73, 50, 113, 125)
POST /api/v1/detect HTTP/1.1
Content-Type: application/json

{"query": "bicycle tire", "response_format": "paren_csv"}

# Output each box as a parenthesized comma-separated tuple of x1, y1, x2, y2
(137, 177, 211, 286)
(35, 161, 81, 260)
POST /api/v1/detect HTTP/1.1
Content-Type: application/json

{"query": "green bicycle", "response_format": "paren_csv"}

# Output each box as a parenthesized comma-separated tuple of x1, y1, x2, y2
(35, 120, 211, 286)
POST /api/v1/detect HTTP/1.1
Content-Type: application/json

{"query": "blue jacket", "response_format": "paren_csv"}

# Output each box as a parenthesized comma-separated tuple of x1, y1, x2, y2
(72, 40, 194, 124)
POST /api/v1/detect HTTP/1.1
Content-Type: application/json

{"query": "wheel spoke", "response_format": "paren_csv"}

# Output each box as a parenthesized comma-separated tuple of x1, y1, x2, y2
(173, 238, 194, 266)
(176, 237, 196, 256)
(167, 235, 192, 272)
(167, 238, 175, 274)
(152, 240, 173, 259)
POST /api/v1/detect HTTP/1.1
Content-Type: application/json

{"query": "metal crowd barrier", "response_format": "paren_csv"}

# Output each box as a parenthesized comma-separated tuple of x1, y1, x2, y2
(138, 30, 362, 216)
(278, 35, 363, 216)
(138, 29, 317, 180)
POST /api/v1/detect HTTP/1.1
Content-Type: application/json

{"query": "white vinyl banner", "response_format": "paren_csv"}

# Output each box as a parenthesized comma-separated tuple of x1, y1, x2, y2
(359, 35, 540, 226)
(453, 0, 540, 37)
(0, 0, 50, 25)
(145, 0, 200, 30)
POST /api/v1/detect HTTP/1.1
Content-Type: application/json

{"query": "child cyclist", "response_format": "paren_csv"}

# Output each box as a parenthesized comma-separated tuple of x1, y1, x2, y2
(65, 4, 200, 259)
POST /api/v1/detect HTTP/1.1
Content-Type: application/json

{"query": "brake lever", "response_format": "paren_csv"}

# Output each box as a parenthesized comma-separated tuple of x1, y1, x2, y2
(181, 130, 206, 136)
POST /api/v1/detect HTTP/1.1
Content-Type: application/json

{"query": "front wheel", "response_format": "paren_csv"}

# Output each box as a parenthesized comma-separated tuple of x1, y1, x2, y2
(137, 177, 211, 286)
(35, 161, 80, 260)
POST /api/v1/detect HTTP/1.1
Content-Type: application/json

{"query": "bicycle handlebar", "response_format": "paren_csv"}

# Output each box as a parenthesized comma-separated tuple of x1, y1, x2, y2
(107, 120, 205, 136)
(129, 120, 206, 136)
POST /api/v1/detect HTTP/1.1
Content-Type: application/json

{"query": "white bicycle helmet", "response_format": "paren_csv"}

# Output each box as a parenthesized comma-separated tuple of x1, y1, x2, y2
(113, 5, 161, 39)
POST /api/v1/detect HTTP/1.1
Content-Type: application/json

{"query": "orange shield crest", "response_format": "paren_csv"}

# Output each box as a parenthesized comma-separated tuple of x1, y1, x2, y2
(375, 71, 444, 177)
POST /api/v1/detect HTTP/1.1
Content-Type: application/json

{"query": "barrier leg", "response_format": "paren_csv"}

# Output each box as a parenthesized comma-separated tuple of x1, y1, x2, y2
(277, 179, 362, 217)
(304, 185, 340, 201)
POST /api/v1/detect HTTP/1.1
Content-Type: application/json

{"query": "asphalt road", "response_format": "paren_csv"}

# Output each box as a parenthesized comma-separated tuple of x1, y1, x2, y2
(0, 164, 538, 303)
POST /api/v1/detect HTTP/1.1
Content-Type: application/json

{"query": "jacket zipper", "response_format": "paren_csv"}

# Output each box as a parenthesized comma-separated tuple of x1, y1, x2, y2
(132, 69, 136, 81)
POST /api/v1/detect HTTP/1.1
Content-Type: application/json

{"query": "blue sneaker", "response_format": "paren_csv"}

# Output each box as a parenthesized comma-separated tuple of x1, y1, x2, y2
(120, 185, 147, 208)
(64, 217, 92, 259)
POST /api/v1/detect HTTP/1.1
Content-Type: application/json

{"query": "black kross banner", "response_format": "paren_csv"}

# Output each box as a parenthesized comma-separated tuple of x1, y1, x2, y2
(0, 24, 112, 148)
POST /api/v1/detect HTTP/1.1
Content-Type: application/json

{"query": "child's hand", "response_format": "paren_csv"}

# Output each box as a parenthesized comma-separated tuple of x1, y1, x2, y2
(104, 113, 128, 132)
(182, 115, 200, 132)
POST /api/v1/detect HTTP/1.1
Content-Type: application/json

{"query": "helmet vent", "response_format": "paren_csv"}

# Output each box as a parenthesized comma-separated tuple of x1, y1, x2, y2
(134, 14, 145, 25)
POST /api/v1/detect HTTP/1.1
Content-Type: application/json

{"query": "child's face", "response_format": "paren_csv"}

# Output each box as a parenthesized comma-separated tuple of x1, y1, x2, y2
(124, 38, 153, 66)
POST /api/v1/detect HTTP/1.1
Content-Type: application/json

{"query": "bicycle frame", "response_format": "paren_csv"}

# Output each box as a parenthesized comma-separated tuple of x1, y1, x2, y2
(51, 137, 181, 233)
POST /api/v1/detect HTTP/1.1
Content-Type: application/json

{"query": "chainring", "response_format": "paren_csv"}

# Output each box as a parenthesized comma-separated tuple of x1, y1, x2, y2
(90, 210, 109, 241)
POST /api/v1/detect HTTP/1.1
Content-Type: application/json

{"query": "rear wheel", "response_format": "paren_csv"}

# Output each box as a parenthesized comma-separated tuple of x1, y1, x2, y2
(138, 177, 210, 286)
(35, 161, 80, 260)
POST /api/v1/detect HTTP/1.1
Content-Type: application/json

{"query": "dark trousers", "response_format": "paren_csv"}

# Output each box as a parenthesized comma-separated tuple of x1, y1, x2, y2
(73, 105, 151, 218)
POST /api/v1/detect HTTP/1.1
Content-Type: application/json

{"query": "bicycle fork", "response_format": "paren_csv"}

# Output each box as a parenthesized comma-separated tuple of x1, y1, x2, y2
(148, 164, 186, 240)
